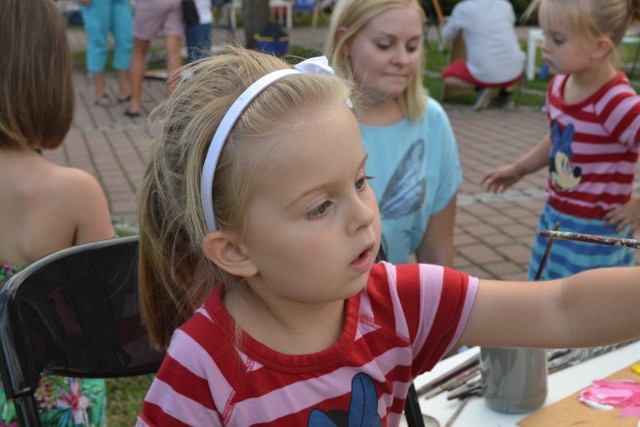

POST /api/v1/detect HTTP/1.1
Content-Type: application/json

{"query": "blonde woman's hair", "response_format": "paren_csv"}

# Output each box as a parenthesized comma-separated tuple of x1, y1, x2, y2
(526, 0, 640, 66)
(138, 46, 353, 350)
(0, 0, 74, 150)
(325, 0, 426, 122)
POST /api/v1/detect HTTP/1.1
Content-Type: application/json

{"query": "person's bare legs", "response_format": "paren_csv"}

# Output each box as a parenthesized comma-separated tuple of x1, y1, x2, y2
(127, 37, 150, 115)
(443, 76, 476, 90)
(117, 69, 132, 101)
(92, 71, 112, 106)
(164, 34, 183, 97)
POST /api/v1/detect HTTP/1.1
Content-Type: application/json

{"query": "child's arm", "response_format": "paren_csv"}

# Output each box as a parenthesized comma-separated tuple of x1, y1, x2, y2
(604, 198, 640, 234)
(459, 266, 640, 349)
(482, 134, 550, 193)
(416, 197, 456, 267)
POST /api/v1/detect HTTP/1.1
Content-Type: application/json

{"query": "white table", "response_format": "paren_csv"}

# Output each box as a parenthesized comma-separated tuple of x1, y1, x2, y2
(413, 341, 640, 426)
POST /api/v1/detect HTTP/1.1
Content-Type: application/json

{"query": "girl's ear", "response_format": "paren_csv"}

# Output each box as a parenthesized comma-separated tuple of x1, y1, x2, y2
(202, 231, 258, 278)
(592, 36, 613, 59)
(336, 26, 351, 57)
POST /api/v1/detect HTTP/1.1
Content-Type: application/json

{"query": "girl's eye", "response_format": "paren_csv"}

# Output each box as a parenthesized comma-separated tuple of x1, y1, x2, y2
(407, 44, 419, 53)
(355, 175, 373, 191)
(307, 201, 332, 219)
(377, 42, 391, 50)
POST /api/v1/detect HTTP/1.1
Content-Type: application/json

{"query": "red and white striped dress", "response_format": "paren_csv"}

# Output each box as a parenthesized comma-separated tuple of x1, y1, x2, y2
(137, 262, 478, 426)
(528, 72, 640, 281)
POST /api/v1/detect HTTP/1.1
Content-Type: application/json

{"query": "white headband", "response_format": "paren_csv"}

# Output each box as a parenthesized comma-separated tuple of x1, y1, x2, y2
(200, 56, 339, 232)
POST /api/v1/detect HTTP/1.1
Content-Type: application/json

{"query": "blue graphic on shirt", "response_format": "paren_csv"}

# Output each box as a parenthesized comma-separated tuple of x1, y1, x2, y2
(549, 121, 581, 191)
(307, 373, 382, 426)
(377, 139, 426, 219)
(375, 139, 426, 257)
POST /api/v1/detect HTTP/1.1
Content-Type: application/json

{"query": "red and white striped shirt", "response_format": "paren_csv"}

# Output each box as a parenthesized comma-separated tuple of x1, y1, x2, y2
(545, 72, 640, 220)
(137, 262, 478, 426)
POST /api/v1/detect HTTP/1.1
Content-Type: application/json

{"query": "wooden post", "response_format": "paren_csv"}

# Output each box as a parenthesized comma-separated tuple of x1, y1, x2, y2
(431, 0, 445, 26)
(242, 0, 270, 49)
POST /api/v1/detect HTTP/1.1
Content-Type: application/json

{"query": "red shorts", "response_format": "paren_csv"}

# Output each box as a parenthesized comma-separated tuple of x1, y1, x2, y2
(441, 59, 521, 89)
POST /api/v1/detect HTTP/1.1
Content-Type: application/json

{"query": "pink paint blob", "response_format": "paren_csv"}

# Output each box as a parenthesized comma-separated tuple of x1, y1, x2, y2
(579, 379, 640, 418)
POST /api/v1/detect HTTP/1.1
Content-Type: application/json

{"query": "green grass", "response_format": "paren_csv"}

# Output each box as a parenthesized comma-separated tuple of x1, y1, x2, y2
(72, 47, 168, 72)
(106, 376, 154, 426)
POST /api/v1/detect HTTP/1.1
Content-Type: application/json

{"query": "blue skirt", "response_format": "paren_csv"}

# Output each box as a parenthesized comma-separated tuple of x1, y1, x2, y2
(527, 204, 635, 280)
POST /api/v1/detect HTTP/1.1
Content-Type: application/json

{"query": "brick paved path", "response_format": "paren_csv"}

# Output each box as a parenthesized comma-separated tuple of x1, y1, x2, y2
(49, 25, 639, 281)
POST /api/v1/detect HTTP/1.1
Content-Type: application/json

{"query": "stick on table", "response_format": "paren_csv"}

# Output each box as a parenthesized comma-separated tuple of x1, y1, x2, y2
(444, 396, 470, 427)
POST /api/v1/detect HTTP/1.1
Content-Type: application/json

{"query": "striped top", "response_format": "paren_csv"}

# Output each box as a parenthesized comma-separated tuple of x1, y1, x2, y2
(137, 262, 478, 426)
(545, 72, 640, 220)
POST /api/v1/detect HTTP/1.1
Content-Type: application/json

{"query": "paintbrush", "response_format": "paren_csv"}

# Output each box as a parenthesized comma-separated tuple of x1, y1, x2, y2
(534, 222, 560, 280)
(415, 353, 480, 397)
(421, 365, 481, 399)
(540, 230, 640, 249)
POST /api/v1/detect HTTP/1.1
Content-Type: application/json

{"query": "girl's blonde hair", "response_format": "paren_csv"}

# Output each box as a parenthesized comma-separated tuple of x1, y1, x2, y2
(325, 0, 426, 122)
(0, 0, 74, 150)
(527, 0, 640, 65)
(139, 47, 353, 350)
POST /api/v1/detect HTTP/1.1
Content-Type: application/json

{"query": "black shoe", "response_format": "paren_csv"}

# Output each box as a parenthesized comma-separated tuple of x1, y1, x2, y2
(124, 109, 141, 118)
(490, 93, 514, 109)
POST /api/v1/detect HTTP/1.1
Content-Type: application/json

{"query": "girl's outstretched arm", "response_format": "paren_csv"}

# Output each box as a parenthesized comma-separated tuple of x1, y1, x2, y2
(459, 266, 640, 349)
(482, 133, 551, 193)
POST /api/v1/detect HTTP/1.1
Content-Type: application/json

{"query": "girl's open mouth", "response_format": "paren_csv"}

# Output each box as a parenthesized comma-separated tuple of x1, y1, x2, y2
(350, 245, 374, 273)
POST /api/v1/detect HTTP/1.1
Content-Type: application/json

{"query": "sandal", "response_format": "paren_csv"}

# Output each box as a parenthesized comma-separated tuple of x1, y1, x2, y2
(124, 109, 141, 118)
(117, 95, 132, 103)
(94, 94, 112, 107)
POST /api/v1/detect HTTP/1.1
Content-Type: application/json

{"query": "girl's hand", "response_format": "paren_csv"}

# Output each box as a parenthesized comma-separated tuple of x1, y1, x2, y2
(604, 199, 640, 234)
(481, 165, 523, 193)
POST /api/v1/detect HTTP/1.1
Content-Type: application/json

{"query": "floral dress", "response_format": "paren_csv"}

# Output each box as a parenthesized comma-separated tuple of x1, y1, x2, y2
(0, 263, 106, 426)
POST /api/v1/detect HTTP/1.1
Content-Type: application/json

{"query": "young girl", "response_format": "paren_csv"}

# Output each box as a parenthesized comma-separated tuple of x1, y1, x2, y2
(137, 46, 640, 426)
(324, 0, 461, 267)
(0, 0, 114, 424)
(483, 0, 640, 280)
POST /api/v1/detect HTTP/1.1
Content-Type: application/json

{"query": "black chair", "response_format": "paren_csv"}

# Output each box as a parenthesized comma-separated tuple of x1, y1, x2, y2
(0, 236, 165, 427)
(375, 245, 425, 427)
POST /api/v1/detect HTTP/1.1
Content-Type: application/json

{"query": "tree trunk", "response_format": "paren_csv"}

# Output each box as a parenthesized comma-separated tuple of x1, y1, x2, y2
(242, 0, 270, 49)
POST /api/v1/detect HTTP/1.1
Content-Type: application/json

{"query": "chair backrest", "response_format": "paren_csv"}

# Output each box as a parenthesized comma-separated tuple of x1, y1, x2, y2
(0, 236, 165, 427)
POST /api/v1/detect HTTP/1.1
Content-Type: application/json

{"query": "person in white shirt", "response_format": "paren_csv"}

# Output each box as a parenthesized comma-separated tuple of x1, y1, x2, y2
(441, 0, 525, 109)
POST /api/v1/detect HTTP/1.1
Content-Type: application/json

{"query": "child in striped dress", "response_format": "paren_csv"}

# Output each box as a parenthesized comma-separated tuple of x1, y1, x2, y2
(136, 46, 640, 426)
(483, 0, 640, 280)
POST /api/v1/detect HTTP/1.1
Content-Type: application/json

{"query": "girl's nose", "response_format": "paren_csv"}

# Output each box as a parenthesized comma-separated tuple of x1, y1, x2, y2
(540, 37, 551, 54)
(349, 193, 376, 233)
